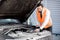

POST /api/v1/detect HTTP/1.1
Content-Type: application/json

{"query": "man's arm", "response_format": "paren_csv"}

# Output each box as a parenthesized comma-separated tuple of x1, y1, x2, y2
(40, 9, 51, 30)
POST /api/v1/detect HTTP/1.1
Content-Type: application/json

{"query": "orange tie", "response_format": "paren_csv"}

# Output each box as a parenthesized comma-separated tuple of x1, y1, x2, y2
(36, 8, 46, 26)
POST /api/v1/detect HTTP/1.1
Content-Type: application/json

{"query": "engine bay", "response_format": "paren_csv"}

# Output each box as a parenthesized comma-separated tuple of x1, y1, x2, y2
(4, 27, 52, 40)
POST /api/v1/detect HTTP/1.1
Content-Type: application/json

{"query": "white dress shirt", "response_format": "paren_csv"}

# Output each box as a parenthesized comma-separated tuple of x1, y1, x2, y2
(27, 7, 51, 30)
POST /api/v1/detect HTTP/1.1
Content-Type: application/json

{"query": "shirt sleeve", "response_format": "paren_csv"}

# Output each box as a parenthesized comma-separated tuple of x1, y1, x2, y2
(40, 9, 51, 30)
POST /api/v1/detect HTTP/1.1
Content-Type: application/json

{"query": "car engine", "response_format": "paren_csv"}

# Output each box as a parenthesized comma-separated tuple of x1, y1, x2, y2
(0, 24, 52, 40)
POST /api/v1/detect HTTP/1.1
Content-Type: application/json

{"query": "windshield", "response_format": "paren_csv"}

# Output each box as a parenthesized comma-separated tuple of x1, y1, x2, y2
(0, 19, 20, 25)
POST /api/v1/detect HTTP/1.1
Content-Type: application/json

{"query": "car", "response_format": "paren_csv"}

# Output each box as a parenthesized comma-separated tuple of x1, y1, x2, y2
(0, 0, 52, 40)
(0, 19, 52, 40)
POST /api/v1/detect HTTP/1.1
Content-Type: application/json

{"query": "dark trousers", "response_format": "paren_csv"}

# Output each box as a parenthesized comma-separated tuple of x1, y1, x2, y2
(44, 26, 52, 32)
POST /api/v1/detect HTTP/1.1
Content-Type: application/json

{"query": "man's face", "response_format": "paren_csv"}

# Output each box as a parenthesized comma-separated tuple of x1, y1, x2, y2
(37, 6, 43, 12)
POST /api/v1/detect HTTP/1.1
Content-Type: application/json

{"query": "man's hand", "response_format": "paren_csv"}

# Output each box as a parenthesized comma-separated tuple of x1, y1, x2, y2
(34, 29, 40, 32)
(34, 29, 44, 32)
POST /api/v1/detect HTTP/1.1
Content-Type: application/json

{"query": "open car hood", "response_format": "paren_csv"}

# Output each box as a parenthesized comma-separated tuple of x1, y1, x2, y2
(0, 0, 41, 23)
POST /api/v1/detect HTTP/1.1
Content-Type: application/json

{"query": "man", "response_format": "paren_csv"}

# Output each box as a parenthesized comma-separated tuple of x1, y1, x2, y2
(27, 1, 52, 32)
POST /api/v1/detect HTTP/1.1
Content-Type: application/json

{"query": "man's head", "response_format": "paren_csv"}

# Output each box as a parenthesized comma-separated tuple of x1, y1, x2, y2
(37, 4, 43, 12)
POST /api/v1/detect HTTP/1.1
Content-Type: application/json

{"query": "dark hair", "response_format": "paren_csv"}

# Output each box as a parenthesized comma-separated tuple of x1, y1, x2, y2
(37, 3, 43, 7)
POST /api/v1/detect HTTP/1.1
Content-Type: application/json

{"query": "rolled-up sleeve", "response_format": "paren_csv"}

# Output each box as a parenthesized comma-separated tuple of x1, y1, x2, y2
(40, 9, 51, 29)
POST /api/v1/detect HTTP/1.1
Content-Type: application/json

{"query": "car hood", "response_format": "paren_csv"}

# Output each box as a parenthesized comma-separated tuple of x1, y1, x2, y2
(0, 0, 40, 23)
